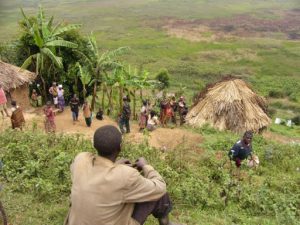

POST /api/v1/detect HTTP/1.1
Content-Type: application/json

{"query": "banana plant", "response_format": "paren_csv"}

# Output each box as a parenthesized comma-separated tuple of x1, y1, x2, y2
(80, 34, 129, 110)
(76, 63, 92, 99)
(20, 6, 80, 101)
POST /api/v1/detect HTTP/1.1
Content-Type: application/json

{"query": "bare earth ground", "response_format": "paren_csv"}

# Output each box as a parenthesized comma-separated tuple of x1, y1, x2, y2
(0, 107, 203, 151)
(1, 106, 299, 148)
(162, 9, 300, 41)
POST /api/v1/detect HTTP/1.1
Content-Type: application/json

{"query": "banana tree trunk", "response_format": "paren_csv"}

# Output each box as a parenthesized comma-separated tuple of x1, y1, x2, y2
(91, 81, 97, 111)
(106, 88, 113, 115)
(101, 83, 106, 111)
(140, 89, 143, 100)
(40, 75, 47, 104)
(83, 85, 86, 99)
(133, 89, 137, 120)
(119, 86, 123, 113)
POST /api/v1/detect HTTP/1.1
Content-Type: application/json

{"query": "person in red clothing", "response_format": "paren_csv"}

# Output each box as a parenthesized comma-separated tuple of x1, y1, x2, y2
(0, 84, 9, 118)
(44, 101, 56, 133)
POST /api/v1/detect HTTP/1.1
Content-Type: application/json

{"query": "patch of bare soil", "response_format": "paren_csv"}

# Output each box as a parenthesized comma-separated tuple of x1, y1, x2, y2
(263, 131, 300, 145)
(0, 107, 203, 151)
(162, 9, 300, 41)
(126, 127, 203, 151)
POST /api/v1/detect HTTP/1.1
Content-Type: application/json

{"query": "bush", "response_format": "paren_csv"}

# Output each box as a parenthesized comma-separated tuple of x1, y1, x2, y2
(291, 116, 300, 125)
(0, 129, 299, 224)
(268, 90, 285, 98)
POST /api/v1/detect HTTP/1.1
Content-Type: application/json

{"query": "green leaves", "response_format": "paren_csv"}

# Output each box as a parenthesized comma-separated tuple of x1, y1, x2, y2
(20, 7, 80, 78)
(52, 24, 82, 37)
(46, 40, 78, 48)
(41, 48, 63, 68)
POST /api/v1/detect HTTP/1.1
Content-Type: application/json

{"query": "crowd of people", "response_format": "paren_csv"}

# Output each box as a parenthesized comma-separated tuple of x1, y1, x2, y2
(136, 95, 188, 132)
(43, 82, 104, 133)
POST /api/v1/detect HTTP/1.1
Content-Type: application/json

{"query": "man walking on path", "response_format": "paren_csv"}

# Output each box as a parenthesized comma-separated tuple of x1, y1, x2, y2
(119, 96, 131, 134)
(64, 125, 181, 225)
(70, 94, 80, 124)
(0, 84, 9, 118)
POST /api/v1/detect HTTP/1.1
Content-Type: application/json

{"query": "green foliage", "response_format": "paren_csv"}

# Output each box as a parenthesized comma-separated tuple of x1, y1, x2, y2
(155, 68, 170, 90)
(0, 130, 93, 201)
(0, 129, 299, 224)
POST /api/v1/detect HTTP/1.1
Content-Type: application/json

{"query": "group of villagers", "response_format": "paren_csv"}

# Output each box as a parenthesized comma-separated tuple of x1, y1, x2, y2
(44, 82, 104, 133)
(2, 81, 257, 170)
(138, 96, 188, 132)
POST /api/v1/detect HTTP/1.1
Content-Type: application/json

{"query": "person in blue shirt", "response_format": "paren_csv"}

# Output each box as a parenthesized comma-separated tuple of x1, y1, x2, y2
(228, 131, 253, 168)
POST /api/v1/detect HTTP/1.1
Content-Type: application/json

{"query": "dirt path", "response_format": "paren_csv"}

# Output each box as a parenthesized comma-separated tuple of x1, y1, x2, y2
(0, 107, 203, 151)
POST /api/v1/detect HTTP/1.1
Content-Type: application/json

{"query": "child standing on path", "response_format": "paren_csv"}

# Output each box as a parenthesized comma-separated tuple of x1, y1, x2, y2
(44, 101, 56, 133)
(83, 101, 92, 127)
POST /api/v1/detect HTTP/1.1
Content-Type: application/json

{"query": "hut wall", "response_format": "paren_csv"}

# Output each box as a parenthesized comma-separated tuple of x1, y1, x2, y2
(10, 84, 31, 109)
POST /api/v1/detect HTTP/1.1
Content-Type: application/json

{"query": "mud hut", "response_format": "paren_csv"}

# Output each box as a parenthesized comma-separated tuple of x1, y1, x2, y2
(0, 60, 36, 109)
(186, 78, 271, 133)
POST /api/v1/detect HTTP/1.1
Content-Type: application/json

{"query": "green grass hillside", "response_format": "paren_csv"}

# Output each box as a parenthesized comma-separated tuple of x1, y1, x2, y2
(0, 129, 299, 225)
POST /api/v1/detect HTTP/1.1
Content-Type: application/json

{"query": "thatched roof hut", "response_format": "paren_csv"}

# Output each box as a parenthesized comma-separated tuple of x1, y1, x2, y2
(186, 78, 271, 133)
(0, 60, 36, 108)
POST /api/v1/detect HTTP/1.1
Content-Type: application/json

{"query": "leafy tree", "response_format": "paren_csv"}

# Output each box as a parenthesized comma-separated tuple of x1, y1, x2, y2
(155, 68, 170, 90)
(19, 7, 81, 101)
(76, 63, 92, 99)
(81, 35, 129, 111)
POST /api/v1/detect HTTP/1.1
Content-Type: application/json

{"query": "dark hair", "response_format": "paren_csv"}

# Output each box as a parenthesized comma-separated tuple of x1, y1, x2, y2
(142, 100, 147, 106)
(243, 131, 253, 139)
(93, 125, 122, 156)
(150, 110, 156, 118)
(11, 100, 17, 106)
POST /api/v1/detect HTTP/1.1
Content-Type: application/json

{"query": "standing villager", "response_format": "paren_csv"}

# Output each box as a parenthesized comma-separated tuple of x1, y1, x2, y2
(170, 96, 177, 125)
(83, 101, 92, 127)
(64, 125, 182, 225)
(70, 94, 80, 124)
(49, 82, 58, 108)
(31, 89, 39, 107)
(0, 84, 9, 118)
(119, 96, 131, 134)
(161, 99, 173, 127)
(178, 96, 188, 125)
(139, 100, 148, 131)
(57, 85, 65, 112)
(10, 100, 25, 130)
(96, 108, 103, 120)
(228, 131, 254, 168)
(44, 101, 56, 133)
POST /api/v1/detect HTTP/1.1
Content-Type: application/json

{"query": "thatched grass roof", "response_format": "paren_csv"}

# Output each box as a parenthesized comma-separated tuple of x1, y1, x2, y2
(0, 60, 36, 91)
(186, 78, 271, 133)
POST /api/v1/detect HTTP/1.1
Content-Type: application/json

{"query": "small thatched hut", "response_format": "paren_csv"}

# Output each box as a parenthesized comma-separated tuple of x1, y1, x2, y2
(186, 78, 271, 133)
(0, 60, 36, 109)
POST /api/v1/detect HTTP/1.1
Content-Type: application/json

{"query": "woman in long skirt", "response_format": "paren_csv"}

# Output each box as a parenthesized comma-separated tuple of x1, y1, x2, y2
(139, 100, 148, 131)
(57, 85, 65, 112)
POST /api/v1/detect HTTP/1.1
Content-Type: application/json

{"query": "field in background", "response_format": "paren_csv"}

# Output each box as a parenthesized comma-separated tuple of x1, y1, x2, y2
(1, 1, 300, 110)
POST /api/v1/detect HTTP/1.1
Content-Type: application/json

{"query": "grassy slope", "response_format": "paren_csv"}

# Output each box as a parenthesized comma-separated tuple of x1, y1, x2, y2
(0, 129, 299, 225)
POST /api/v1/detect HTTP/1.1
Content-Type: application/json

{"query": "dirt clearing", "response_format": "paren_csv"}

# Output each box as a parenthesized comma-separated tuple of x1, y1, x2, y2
(0, 107, 203, 151)
(162, 9, 300, 41)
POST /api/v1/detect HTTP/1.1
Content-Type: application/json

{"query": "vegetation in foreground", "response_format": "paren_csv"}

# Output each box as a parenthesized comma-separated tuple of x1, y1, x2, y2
(0, 128, 299, 225)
